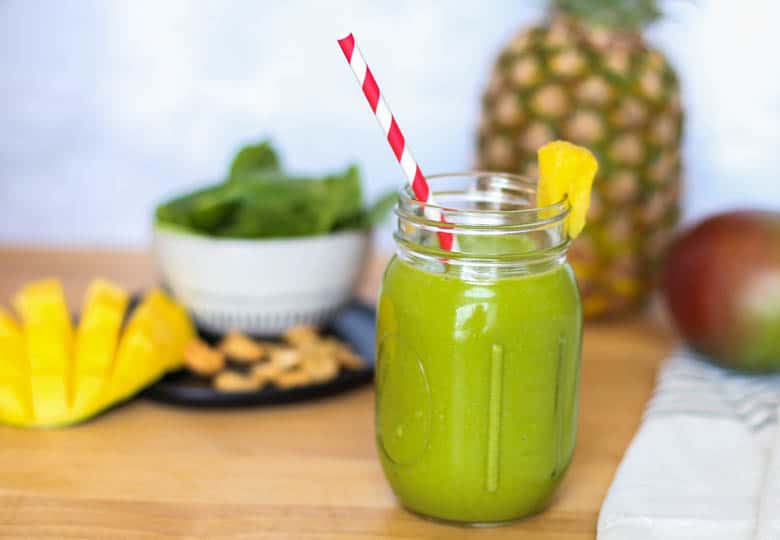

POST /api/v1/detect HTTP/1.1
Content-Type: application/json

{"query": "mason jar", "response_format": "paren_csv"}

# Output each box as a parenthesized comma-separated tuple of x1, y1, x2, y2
(375, 172, 582, 525)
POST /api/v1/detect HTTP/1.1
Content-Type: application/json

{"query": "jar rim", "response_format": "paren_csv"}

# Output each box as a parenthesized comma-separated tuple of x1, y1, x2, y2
(393, 171, 571, 271)
(397, 171, 570, 231)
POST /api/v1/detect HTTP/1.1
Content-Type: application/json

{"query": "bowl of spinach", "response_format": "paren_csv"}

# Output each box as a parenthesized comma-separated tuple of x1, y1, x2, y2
(153, 140, 395, 335)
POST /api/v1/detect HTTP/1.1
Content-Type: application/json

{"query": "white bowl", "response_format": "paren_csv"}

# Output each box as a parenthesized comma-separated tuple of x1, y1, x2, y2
(152, 226, 370, 336)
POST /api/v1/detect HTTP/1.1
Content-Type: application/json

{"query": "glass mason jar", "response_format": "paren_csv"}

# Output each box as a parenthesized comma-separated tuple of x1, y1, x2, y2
(375, 172, 582, 525)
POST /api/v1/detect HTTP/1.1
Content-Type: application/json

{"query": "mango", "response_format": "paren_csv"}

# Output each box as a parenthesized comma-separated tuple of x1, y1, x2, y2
(13, 279, 74, 425)
(662, 211, 780, 371)
(72, 280, 129, 418)
(0, 308, 33, 426)
(0, 279, 194, 428)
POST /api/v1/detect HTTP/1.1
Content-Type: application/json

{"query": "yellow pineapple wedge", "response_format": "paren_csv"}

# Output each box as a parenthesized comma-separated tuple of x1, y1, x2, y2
(537, 140, 598, 238)
(0, 279, 194, 428)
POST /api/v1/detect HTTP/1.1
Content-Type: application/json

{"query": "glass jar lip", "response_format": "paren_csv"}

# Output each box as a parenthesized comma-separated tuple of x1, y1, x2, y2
(397, 171, 570, 230)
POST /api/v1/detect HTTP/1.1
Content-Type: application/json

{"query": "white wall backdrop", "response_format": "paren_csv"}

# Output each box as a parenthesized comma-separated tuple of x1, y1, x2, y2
(1, 0, 779, 248)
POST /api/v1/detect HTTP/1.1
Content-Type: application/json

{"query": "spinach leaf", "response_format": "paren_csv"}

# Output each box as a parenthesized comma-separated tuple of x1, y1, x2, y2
(325, 165, 363, 230)
(228, 140, 281, 181)
(155, 183, 237, 231)
(155, 139, 390, 239)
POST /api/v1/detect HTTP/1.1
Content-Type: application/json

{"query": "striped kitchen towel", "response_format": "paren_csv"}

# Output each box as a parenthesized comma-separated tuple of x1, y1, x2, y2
(598, 349, 780, 540)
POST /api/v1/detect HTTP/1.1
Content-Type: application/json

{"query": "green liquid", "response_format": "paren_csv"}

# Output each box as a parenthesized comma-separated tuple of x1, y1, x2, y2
(376, 256, 582, 523)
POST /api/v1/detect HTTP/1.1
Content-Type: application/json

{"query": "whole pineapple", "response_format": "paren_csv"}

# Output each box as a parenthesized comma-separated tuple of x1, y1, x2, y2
(477, 0, 683, 318)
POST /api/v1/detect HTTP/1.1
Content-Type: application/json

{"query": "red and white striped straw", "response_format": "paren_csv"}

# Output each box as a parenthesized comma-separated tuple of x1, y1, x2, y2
(337, 33, 454, 251)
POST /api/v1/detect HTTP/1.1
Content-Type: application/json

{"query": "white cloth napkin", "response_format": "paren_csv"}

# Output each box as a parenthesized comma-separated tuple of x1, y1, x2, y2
(598, 349, 780, 540)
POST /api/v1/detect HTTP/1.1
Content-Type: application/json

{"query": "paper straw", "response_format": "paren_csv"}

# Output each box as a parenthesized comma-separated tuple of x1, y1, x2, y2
(337, 33, 454, 251)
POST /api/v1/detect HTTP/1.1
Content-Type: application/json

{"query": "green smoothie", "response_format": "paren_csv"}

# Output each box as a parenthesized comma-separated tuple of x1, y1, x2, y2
(376, 255, 582, 523)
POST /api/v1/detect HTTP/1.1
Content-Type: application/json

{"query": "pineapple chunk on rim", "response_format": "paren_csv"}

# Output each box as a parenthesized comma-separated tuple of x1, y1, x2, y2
(537, 140, 599, 239)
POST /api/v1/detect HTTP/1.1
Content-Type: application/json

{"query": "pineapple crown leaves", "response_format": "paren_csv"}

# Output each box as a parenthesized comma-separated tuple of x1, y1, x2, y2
(550, 0, 661, 31)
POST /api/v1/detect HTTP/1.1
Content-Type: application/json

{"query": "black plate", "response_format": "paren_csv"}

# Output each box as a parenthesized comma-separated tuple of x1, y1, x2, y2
(143, 301, 376, 407)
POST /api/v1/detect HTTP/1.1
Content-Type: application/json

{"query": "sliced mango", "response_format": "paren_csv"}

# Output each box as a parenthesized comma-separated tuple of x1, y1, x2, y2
(107, 317, 163, 406)
(13, 279, 74, 425)
(103, 289, 194, 407)
(537, 140, 599, 239)
(155, 291, 195, 369)
(138, 289, 193, 370)
(1, 280, 194, 429)
(72, 280, 129, 417)
(0, 308, 33, 426)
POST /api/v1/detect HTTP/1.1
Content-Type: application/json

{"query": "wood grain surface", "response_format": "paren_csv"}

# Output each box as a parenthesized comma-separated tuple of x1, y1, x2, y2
(0, 246, 675, 539)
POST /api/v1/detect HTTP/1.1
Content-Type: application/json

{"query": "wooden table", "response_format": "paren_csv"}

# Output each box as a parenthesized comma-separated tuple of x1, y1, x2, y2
(0, 247, 675, 539)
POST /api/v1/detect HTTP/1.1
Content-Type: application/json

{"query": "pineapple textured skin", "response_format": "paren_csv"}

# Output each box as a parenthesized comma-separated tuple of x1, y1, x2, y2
(477, 15, 683, 318)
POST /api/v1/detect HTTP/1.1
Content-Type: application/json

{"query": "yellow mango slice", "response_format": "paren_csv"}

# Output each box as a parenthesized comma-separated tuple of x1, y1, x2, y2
(537, 140, 599, 239)
(72, 279, 129, 417)
(160, 292, 195, 366)
(106, 322, 161, 406)
(13, 279, 74, 424)
(101, 289, 192, 407)
(144, 289, 195, 369)
(0, 308, 33, 426)
(134, 292, 180, 370)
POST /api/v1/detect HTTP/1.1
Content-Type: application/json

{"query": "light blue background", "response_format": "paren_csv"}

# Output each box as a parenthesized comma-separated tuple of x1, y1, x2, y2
(1, 0, 779, 248)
